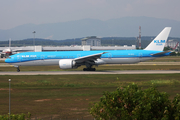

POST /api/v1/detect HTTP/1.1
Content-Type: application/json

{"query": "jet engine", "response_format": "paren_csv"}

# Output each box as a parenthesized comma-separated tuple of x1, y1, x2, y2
(59, 59, 76, 69)
(95, 59, 106, 65)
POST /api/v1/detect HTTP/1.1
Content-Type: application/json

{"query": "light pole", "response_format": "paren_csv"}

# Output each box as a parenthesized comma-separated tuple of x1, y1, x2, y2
(33, 31, 36, 46)
(9, 79, 11, 120)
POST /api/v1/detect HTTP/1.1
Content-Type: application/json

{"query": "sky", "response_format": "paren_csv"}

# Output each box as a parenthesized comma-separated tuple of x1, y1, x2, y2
(0, 0, 180, 30)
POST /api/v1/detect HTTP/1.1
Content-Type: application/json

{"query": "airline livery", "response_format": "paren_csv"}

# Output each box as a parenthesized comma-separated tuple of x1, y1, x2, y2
(5, 27, 171, 72)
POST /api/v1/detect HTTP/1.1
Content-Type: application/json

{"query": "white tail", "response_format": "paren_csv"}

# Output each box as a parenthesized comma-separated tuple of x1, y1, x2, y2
(144, 27, 171, 51)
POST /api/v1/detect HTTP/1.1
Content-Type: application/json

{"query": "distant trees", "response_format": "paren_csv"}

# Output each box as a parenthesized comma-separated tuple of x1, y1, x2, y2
(0, 37, 158, 47)
(90, 84, 180, 120)
(0, 37, 180, 48)
(169, 51, 180, 56)
(164, 47, 180, 56)
(171, 52, 177, 56)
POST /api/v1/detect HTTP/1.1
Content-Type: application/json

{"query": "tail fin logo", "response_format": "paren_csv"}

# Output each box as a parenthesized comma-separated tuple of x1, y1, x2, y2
(154, 40, 165, 46)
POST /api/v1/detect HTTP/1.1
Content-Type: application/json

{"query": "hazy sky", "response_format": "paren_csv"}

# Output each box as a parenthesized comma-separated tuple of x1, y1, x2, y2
(0, 0, 179, 30)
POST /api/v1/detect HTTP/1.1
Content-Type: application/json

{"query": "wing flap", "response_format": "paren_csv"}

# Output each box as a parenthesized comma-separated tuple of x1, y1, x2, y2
(74, 52, 106, 63)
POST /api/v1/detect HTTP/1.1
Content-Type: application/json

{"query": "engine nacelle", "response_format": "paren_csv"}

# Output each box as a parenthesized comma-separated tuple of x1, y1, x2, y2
(95, 59, 106, 65)
(59, 59, 76, 69)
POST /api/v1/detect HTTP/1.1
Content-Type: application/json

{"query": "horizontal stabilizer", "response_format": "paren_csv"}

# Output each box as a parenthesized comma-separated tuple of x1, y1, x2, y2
(150, 50, 171, 56)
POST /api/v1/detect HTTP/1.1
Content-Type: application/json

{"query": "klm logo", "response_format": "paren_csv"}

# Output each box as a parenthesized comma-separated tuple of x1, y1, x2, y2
(154, 40, 165, 46)
(154, 40, 165, 43)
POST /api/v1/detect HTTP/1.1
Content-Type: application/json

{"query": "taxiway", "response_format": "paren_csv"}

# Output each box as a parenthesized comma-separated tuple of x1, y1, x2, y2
(0, 70, 180, 75)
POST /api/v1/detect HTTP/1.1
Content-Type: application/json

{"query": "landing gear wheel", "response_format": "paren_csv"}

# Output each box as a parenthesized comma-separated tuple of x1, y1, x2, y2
(92, 68, 96, 71)
(83, 68, 96, 71)
(17, 67, 20, 72)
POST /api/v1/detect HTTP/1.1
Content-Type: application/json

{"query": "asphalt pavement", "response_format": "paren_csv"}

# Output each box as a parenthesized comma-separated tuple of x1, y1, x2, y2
(0, 70, 180, 75)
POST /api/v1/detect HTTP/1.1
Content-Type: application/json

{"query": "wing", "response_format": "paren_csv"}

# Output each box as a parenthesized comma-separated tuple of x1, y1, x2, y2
(74, 52, 106, 65)
(12, 49, 22, 52)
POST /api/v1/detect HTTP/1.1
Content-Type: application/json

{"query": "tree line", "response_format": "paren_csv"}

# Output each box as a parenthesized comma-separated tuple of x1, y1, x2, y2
(0, 37, 179, 49)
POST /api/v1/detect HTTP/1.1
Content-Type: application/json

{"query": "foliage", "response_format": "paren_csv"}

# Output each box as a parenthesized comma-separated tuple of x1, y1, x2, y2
(164, 46, 171, 51)
(171, 52, 177, 56)
(0, 112, 31, 120)
(170, 52, 180, 56)
(90, 84, 180, 120)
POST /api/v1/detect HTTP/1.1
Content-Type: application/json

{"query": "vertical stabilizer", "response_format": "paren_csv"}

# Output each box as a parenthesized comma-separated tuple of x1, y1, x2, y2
(144, 27, 171, 51)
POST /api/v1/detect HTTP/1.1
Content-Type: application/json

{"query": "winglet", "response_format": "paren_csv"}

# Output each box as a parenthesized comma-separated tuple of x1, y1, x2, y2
(144, 27, 171, 51)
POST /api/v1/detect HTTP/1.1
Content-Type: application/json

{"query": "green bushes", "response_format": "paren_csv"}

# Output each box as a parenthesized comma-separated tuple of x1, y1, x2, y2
(90, 84, 180, 120)
(0, 112, 31, 120)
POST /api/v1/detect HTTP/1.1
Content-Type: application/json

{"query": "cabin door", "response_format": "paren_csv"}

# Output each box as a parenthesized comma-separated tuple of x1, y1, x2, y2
(139, 53, 143, 62)
(41, 55, 45, 60)
(40, 55, 45, 65)
(17, 55, 21, 62)
(77, 54, 81, 58)
(108, 53, 112, 59)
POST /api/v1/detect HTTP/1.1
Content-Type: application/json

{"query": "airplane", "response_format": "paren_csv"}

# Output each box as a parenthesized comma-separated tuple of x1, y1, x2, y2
(5, 27, 171, 72)
(0, 48, 12, 58)
(0, 38, 23, 58)
(0, 38, 12, 58)
(0, 38, 34, 58)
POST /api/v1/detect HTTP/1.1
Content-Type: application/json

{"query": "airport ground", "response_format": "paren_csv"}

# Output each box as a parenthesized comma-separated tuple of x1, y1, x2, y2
(1, 56, 180, 119)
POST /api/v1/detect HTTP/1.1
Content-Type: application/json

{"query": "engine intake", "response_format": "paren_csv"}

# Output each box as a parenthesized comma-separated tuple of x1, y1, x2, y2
(59, 59, 76, 69)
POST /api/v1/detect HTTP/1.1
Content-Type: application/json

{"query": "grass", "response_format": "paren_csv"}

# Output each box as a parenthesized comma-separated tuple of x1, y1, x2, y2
(1, 74, 180, 119)
(150, 79, 180, 85)
(0, 61, 5, 63)
(1, 64, 180, 72)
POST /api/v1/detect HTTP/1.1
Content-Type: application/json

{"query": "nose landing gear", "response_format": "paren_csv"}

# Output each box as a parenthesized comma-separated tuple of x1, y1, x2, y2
(17, 67, 20, 72)
(15, 66, 20, 72)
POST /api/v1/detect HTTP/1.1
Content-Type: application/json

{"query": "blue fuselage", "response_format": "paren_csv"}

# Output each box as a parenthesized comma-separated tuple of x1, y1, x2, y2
(5, 50, 170, 66)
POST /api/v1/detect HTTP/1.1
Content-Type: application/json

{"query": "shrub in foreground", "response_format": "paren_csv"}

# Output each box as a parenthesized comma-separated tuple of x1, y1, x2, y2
(0, 112, 31, 120)
(90, 84, 180, 120)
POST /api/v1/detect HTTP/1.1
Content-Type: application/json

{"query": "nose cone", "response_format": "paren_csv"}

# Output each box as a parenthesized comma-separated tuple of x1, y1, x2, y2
(5, 58, 10, 63)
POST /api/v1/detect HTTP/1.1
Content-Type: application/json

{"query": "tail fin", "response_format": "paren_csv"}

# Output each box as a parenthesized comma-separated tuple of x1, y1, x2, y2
(144, 27, 171, 51)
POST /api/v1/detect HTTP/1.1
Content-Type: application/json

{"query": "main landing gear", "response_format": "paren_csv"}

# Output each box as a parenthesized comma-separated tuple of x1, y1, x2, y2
(83, 63, 96, 71)
(15, 66, 20, 72)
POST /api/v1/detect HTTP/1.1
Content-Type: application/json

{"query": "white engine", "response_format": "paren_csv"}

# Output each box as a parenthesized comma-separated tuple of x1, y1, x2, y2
(95, 59, 106, 65)
(59, 59, 76, 69)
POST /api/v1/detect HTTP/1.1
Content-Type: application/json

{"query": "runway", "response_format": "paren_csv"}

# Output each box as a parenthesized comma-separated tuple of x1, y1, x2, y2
(1, 70, 180, 75)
